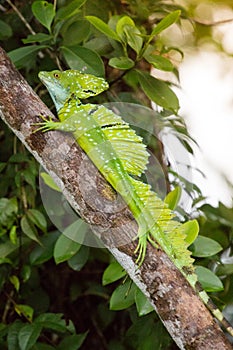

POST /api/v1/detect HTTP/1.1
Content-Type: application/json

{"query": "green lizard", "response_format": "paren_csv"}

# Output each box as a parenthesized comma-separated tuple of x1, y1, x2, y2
(37, 69, 233, 337)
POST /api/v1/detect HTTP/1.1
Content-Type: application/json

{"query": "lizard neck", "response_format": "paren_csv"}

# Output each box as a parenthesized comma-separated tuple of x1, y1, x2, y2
(57, 95, 82, 121)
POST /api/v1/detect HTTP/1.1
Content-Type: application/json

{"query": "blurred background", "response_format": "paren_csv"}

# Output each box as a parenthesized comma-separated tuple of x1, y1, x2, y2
(160, 0, 233, 206)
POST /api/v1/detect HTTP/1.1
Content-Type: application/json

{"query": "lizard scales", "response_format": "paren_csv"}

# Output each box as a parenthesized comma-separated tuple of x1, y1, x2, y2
(37, 69, 233, 338)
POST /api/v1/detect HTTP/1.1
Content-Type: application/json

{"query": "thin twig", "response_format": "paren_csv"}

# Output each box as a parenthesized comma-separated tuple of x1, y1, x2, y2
(53, 0, 57, 11)
(6, 0, 36, 35)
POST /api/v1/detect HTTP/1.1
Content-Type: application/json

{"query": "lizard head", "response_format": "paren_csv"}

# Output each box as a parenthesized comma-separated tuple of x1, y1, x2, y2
(39, 70, 109, 109)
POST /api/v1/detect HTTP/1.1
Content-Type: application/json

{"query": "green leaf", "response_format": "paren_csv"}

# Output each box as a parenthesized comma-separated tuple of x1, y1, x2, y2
(61, 45, 105, 77)
(60, 219, 88, 243)
(9, 275, 20, 292)
(150, 10, 181, 38)
(57, 333, 88, 350)
(21, 265, 31, 283)
(22, 33, 53, 44)
(9, 153, 30, 163)
(164, 186, 181, 210)
(116, 16, 135, 40)
(137, 71, 179, 113)
(35, 313, 75, 333)
(0, 323, 8, 337)
(8, 46, 47, 69)
(0, 239, 28, 258)
(56, 0, 87, 20)
(109, 57, 134, 70)
(126, 316, 171, 349)
(32, 1, 55, 32)
(181, 220, 199, 246)
(40, 172, 61, 192)
(124, 26, 143, 54)
(144, 53, 174, 71)
(15, 304, 34, 322)
(195, 266, 224, 292)
(190, 236, 223, 257)
(26, 209, 47, 233)
(54, 234, 81, 265)
(0, 162, 6, 172)
(31, 343, 55, 350)
(0, 20, 12, 40)
(102, 261, 126, 285)
(7, 320, 24, 350)
(215, 263, 233, 277)
(62, 19, 90, 46)
(135, 289, 154, 316)
(9, 225, 17, 245)
(67, 245, 89, 271)
(110, 279, 136, 310)
(30, 231, 59, 265)
(85, 16, 121, 42)
(0, 197, 17, 228)
(18, 324, 42, 350)
(0, 257, 13, 265)
(21, 169, 36, 190)
(21, 215, 41, 244)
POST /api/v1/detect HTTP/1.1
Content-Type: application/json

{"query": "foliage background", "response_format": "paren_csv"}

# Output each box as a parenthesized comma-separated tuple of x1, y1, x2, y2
(0, 0, 233, 349)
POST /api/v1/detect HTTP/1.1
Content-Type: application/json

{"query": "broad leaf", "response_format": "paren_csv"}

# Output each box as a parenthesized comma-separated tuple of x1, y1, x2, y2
(40, 172, 61, 192)
(18, 324, 42, 350)
(181, 220, 199, 246)
(116, 16, 142, 53)
(102, 261, 126, 285)
(0, 20, 12, 40)
(150, 10, 181, 38)
(67, 245, 89, 271)
(54, 234, 81, 264)
(144, 53, 174, 71)
(135, 289, 154, 316)
(0, 239, 28, 258)
(7, 320, 24, 350)
(15, 304, 34, 322)
(56, 0, 87, 20)
(109, 57, 134, 70)
(137, 71, 179, 113)
(190, 236, 223, 257)
(116, 16, 135, 41)
(57, 333, 88, 350)
(0, 197, 17, 228)
(9, 275, 20, 292)
(0, 162, 6, 172)
(21, 215, 41, 244)
(124, 26, 143, 54)
(9, 225, 17, 245)
(32, 1, 55, 32)
(35, 313, 75, 333)
(8, 46, 47, 69)
(85, 16, 121, 42)
(26, 209, 47, 233)
(22, 33, 53, 44)
(164, 186, 181, 210)
(110, 280, 136, 310)
(30, 231, 59, 265)
(195, 266, 224, 292)
(61, 45, 105, 77)
(61, 19, 90, 46)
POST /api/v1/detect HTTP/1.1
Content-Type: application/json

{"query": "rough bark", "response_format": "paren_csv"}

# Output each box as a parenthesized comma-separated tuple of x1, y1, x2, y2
(0, 46, 232, 350)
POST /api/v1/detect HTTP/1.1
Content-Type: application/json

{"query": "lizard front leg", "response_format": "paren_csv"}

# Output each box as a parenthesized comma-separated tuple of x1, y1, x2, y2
(34, 115, 76, 133)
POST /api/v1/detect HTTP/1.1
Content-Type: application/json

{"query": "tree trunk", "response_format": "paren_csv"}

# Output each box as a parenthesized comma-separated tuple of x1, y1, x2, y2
(0, 46, 232, 350)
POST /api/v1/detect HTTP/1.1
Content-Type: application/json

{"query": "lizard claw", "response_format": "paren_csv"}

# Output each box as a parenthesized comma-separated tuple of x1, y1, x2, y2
(33, 115, 57, 133)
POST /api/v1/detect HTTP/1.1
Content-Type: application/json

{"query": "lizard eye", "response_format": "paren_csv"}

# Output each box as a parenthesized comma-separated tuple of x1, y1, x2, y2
(54, 73, 60, 79)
